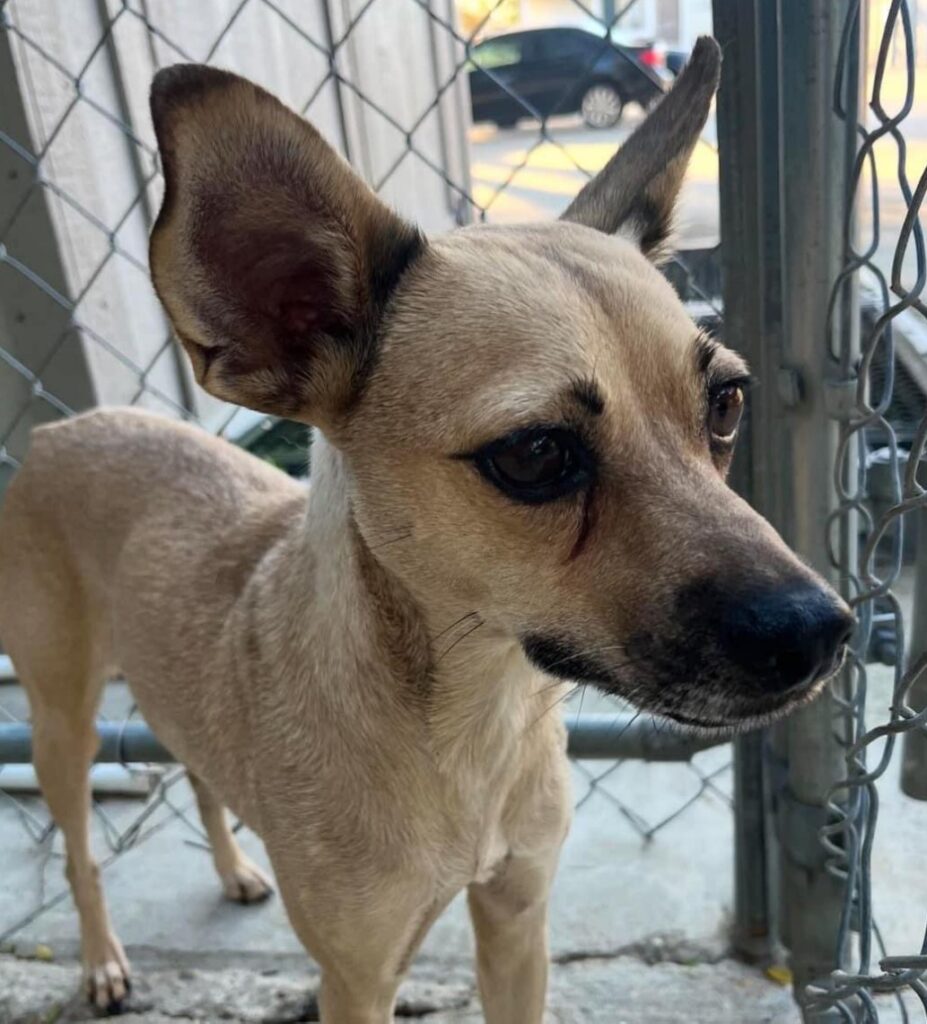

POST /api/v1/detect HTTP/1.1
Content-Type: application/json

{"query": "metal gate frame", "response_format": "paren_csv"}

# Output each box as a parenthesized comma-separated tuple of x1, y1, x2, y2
(718, 0, 927, 1020)
(714, 0, 861, 998)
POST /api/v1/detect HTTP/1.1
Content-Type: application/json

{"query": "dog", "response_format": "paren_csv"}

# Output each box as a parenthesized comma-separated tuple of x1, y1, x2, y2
(0, 38, 852, 1022)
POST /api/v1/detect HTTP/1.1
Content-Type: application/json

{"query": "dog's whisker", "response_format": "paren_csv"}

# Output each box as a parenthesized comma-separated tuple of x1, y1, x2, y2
(531, 641, 630, 677)
(436, 618, 485, 664)
(529, 648, 652, 698)
(610, 707, 643, 747)
(524, 683, 582, 735)
(430, 610, 481, 644)
(532, 675, 576, 697)
(573, 683, 588, 730)
(366, 530, 415, 552)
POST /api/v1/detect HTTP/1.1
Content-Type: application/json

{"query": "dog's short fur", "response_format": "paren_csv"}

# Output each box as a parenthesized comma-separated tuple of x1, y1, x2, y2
(0, 39, 852, 1023)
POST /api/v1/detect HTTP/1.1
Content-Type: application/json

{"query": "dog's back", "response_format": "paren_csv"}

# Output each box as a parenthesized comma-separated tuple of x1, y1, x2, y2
(0, 407, 305, 785)
(0, 408, 301, 634)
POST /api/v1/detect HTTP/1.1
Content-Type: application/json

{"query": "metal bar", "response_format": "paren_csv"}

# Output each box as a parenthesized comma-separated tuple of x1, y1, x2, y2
(0, 722, 174, 763)
(0, 763, 155, 796)
(712, 0, 782, 965)
(713, 0, 861, 1007)
(733, 731, 775, 959)
(775, 1, 860, 1015)
(0, 715, 726, 766)
(902, 502, 927, 799)
(565, 715, 729, 761)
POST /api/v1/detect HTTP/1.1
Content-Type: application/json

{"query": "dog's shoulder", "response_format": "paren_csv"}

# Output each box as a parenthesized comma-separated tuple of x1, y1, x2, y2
(33, 406, 229, 460)
(30, 407, 300, 496)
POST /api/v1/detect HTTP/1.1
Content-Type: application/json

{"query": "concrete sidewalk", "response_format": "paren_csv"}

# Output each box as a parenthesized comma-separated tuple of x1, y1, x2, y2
(3, 954, 799, 1023)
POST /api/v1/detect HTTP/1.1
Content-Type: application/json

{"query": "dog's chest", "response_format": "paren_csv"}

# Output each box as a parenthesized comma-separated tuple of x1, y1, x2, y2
(429, 760, 522, 887)
(431, 804, 511, 891)
(471, 823, 510, 885)
(423, 667, 567, 886)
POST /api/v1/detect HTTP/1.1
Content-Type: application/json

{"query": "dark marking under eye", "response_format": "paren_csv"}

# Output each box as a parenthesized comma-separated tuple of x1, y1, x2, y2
(567, 486, 597, 562)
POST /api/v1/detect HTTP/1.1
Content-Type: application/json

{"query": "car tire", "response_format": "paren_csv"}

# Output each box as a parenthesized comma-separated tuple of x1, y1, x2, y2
(580, 83, 624, 129)
(494, 117, 519, 129)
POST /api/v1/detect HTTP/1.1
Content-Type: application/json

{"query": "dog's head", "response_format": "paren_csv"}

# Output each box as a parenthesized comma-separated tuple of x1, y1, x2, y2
(149, 40, 852, 731)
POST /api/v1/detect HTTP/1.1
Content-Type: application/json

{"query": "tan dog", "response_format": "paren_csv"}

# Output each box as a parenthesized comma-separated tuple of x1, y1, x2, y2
(0, 39, 852, 1023)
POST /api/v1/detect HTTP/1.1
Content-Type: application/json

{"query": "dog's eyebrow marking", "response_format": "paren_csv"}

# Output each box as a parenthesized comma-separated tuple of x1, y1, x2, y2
(694, 332, 720, 376)
(693, 332, 752, 390)
(568, 378, 605, 416)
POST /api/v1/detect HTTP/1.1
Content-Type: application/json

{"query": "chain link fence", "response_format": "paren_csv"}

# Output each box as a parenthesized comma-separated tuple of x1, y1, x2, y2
(804, 0, 927, 1018)
(0, 0, 735, 1004)
(6, 0, 927, 1020)
(709, 0, 927, 1019)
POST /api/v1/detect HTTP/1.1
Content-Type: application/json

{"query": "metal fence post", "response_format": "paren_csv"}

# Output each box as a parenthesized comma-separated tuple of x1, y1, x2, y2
(713, 0, 861, 1011)
(713, 0, 783, 964)
(901, 508, 927, 797)
(775, 3, 860, 1015)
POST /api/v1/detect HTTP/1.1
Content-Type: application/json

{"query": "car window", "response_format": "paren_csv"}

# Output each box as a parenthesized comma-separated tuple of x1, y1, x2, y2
(536, 30, 598, 61)
(470, 37, 523, 70)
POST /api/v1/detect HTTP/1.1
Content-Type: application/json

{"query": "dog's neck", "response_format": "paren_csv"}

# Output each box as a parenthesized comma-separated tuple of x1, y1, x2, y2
(285, 432, 564, 773)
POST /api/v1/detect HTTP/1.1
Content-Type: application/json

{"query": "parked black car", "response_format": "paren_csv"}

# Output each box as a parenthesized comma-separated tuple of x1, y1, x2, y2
(666, 50, 688, 77)
(469, 27, 666, 130)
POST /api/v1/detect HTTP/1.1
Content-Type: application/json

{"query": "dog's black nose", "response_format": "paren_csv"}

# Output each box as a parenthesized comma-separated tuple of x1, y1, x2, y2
(719, 584, 854, 693)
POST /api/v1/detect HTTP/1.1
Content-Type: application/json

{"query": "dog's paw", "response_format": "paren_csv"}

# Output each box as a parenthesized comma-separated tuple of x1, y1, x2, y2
(84, 934, 131, 1013)
(221, 856, 274, 904)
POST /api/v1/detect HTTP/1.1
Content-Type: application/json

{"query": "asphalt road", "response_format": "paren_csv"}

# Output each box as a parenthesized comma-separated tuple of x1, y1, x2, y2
(468, 106, 720, 251)
(469, 90, 927, 288)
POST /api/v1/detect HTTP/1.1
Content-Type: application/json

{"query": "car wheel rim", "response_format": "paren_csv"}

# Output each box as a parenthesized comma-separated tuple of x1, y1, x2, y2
(582, 86, 622, 128)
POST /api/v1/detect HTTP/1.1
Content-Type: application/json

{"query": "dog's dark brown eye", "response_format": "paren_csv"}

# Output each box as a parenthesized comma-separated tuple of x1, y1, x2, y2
(493, 434, 570, 485)
(709, 384, 745, 440)
(469, 427, 594, 505)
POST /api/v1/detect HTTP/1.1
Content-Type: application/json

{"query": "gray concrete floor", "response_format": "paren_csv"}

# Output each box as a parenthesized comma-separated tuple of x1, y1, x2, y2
(1, 668, 925, 1022)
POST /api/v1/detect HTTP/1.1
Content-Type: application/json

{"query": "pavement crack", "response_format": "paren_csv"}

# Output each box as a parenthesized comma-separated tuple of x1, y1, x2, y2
(257, 992, 319, 1023)
(553, 931, 730, 968)
(253, 991, 470, 1022)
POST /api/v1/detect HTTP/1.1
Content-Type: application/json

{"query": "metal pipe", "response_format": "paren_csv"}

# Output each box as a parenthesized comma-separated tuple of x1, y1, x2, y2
(566, 714, 729, 761)
(0, 714, 726, 766)
(775, 0, 860, 1014)
(712, 0, 778, 964)
(0, 722, 173, 764)
(712, 0, 861, 1011)
(0, 763, 155, 796)
(901, 501, 927, 799)
(733, 731, 775, 960)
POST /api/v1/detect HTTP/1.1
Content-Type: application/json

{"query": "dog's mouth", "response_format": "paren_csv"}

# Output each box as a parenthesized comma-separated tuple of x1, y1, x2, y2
(521, 631, 843, 733)
(661, 708, 736, 730)
(659, 693, 806, 734)
(520, 634, 619, 690)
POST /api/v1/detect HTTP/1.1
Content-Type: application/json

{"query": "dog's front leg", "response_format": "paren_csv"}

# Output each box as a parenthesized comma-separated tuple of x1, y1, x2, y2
(316, 970, 399, 1024)
(278, 869, 447, 1024)
(468, 849, 560, 1024)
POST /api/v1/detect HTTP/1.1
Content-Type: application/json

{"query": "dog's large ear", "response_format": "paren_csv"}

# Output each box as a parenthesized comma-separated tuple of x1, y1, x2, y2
(560, 36, 720, 261)
(149, 65, 424, 423)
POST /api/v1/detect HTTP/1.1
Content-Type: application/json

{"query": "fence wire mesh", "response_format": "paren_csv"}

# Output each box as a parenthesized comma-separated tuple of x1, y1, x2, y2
(0, 0, 732, 992)
(804, 0, 927, 1020)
